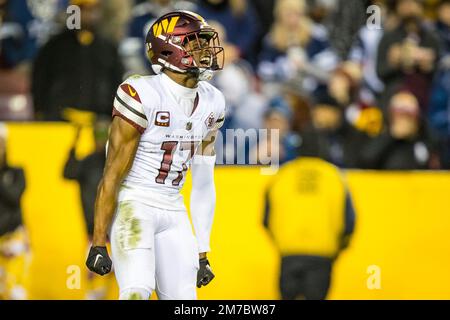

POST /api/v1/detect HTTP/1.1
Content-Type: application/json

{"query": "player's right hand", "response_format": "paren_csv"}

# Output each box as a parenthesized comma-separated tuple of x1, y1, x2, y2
(86, 246, 112, 276)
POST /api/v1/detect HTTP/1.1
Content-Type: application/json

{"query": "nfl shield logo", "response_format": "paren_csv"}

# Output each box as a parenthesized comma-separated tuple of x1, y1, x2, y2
(186, 122, 192, 130)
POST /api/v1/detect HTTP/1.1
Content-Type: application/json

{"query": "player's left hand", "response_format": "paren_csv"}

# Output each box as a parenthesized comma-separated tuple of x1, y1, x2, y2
(197, 258, 215, 288)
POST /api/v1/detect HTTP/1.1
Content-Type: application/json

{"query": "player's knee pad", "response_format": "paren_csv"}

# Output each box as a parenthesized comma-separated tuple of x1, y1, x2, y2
(119, 287, 151, 300)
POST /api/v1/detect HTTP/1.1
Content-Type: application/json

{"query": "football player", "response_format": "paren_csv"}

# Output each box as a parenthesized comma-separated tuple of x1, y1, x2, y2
(85, 11, 225, 300)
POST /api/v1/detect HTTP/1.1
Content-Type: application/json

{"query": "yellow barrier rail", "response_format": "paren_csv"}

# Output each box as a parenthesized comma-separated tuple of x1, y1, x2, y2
(4, 123, 450, 299)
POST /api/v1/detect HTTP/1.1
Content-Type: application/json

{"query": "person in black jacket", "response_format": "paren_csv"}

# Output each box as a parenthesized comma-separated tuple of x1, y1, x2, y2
(32, 0, 124, 120)
(376, 0, 440, 112)
(63, 118, 110, 300)
(64, 118, 109, 239)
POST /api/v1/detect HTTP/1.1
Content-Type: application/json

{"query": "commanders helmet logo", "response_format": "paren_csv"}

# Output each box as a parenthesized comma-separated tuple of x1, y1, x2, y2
(152, 16, 180, 37)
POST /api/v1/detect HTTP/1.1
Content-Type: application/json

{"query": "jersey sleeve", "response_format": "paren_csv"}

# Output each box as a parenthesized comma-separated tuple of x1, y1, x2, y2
(112, 79, 148, 134)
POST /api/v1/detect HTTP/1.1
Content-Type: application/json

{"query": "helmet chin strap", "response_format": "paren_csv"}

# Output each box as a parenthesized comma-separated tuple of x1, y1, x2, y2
(186, 67, 215, 81)
(187, 54, 215, 81)
(198, 68, 214, 81)
(154, 60, 215, 82)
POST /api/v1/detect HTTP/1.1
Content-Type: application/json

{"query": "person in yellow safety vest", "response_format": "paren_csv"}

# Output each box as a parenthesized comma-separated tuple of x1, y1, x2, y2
(264, 156, 355, 300)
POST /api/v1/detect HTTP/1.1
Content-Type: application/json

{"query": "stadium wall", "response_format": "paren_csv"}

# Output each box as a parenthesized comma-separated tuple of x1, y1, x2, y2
(5, 123, 450, 299)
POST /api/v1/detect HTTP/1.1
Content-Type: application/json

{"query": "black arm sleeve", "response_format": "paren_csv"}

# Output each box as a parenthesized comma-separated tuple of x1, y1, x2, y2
(63, 148, 81, 180)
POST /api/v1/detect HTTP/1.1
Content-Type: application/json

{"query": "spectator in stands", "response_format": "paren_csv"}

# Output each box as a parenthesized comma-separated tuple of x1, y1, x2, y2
(432, 0, 450, 56)
(0, 0, 33, 70)
(348, 0, 387, 100)
(307, 0, 336, 25)
(251, 97, 301, 165)
(249, 0, 276, 57)
(0, 0, 67, 63)
(328, 61, 363, 108)
(376, 0, 440, 112)
(428, 0, 450, 168)
(360, 91, 441, 170)
(300, 92, 369, 168)
(98, 0, 132, 44)
(32, 0, 124, 121)
(257, 0, 337, 96)
(195, 0, 261, 63)
(207, 21, 268, 164)
(63, 117, 110, 299)
(0, 124, 29, 299)
(264, 156, 355, 300)
(0, 0, 64, 120)
(280, 84, 312, 134)
(210, 21, 266, 131)
(327, 0, 370, 59)
(327, 61, 383, 137)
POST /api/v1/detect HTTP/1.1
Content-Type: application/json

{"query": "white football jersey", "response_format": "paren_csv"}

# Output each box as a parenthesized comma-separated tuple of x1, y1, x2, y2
(112, 73, 225, 210)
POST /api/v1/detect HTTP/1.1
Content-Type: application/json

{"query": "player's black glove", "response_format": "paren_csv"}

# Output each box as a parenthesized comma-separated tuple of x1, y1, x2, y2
(197, 258, 215, 288)
(86, 246, 112, 276)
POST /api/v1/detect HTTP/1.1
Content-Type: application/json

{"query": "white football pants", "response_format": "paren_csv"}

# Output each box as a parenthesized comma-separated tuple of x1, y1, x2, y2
(110, 200, 199, 300)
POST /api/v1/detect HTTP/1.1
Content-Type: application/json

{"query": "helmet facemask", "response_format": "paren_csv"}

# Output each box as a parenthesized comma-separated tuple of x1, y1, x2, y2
(169, 29, 224, 80)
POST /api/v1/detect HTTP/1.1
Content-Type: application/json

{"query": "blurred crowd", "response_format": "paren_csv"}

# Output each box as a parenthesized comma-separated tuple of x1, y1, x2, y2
(0, 0, 449, 170)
